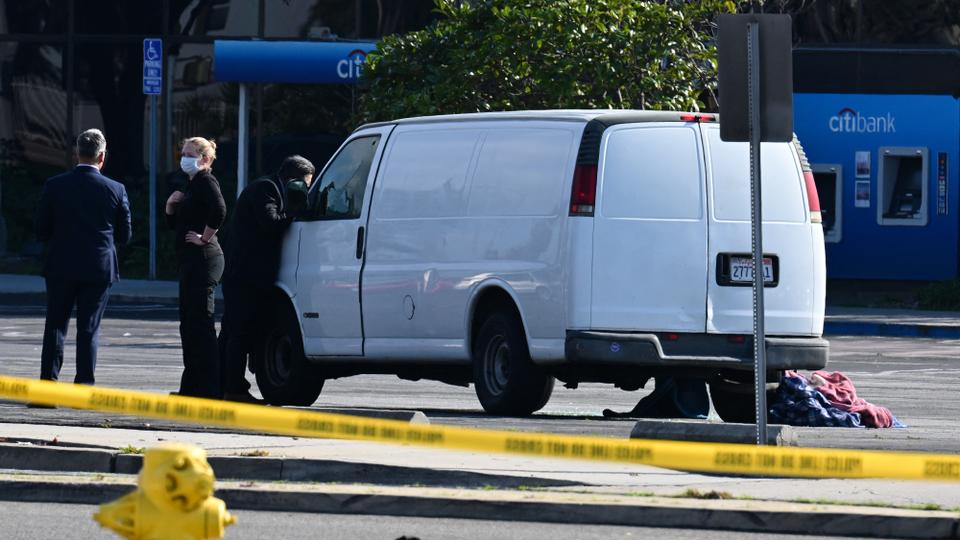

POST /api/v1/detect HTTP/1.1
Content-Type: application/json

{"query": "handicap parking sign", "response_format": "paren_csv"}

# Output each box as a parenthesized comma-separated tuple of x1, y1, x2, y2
(143, 38, 162, 95)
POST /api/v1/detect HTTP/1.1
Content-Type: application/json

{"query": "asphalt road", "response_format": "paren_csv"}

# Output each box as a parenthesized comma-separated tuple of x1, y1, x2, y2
(0, 501, 870, 540)
(0, 304, 958, 451)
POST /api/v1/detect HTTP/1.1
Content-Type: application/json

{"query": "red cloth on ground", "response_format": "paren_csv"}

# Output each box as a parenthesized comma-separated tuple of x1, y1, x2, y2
(811, 370, 894, 428)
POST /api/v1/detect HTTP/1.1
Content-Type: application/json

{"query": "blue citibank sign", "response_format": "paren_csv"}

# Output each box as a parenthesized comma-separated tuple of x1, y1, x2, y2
(213, 41, 377, 84)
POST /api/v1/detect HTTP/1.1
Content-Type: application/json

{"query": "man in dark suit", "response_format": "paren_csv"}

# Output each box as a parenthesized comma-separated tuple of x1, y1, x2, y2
(35, 128, 131, 395)
(219, 155, 314, 403)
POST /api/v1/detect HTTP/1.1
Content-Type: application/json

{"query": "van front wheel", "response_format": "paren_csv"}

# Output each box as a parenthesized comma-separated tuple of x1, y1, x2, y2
(253, 301, 324, 407)
(472, 311, 554, 416)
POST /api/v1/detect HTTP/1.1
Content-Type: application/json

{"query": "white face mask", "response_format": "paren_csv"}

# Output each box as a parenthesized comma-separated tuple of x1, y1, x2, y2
(180, 156, 201, 176)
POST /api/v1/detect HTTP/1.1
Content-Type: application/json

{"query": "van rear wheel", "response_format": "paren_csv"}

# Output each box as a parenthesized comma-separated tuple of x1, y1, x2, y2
(253, 301, 324, 407)
(472, 311, 554, 416)
(708, 377, 777, 424)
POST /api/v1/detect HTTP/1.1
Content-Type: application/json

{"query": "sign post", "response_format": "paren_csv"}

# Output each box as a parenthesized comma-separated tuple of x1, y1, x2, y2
(718, 15, 793, 445)
(143, 39, 162, 280)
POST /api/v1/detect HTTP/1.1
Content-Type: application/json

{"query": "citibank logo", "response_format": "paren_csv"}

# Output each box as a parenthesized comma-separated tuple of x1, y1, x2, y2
(828, 108, 896, 134)
(337, 49, 367, 80)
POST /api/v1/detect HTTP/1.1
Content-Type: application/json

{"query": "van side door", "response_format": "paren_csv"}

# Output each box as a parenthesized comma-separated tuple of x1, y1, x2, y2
(293, 125, 394, 356)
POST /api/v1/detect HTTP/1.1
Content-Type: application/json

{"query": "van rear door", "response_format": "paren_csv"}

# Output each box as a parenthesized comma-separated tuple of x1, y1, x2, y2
(591, 123, 708, 332)
(702, 125, 817, 335)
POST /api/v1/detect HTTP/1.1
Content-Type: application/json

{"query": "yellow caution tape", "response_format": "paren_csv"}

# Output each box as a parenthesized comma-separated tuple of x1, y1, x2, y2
(1, 374, 958, 482)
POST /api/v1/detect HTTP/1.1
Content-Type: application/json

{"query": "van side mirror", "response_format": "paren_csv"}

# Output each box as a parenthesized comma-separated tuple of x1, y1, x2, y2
(285, 179, 309, 217)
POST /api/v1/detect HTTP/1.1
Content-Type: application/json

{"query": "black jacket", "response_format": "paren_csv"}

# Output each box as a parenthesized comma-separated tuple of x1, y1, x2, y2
(224, 175, 293, 285)
(36, 165, 132, 283)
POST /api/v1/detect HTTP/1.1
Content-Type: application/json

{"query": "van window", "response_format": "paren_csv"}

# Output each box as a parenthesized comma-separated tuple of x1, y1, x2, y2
(304, 135, 380, 220)
(600, 126, 702, 220)
(376, 129, 481, 219)
(468, 129, 572, 217)
(706, 128, 805, 223)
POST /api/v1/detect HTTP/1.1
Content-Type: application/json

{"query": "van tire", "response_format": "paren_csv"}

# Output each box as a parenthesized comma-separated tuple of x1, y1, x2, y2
(708, 377, 777, 424)
(254, 300, 324, 407)
(472, 311, 554, 416)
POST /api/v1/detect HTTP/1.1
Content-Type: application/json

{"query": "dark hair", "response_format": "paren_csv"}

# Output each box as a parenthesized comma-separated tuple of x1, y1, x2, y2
(277, 155, 315, 180)
(76, 129, 106, 160)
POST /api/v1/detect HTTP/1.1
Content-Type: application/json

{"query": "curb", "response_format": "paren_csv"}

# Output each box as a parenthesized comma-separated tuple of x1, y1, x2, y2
(824, 322, 960, 338)
(0, 443, 577, 489)
(1, 476, 957, 539)
(630, 420, 796, 446)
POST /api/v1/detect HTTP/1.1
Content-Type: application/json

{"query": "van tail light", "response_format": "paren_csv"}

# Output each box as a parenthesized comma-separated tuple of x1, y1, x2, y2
(569, 164, 598, 216)
(803, 171, 822, 224)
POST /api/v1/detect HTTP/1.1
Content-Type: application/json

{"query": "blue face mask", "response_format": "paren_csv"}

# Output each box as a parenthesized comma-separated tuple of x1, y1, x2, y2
(180, 156, 201, 175)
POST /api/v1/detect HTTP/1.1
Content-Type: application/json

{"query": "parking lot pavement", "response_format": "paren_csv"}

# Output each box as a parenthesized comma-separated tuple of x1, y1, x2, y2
(0, 311, 958, 452)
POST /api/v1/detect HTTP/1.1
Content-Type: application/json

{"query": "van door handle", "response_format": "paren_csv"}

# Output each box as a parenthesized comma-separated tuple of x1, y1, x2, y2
(355, 226, 365, 259)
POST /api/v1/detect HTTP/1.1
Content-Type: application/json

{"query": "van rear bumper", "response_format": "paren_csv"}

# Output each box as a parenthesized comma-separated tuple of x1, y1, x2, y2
(564, 331, 828, 371)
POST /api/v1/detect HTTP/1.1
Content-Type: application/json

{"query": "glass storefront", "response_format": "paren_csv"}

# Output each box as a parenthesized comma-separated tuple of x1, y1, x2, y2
(0, 0, 437, 276)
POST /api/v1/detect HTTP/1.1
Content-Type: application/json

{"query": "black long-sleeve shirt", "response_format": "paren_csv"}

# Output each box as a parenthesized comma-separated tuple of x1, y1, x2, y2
(166, 169, 227, 258)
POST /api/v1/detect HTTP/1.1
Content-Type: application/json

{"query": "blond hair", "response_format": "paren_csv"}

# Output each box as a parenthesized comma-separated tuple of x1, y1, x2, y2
(181, 137, 217, 165)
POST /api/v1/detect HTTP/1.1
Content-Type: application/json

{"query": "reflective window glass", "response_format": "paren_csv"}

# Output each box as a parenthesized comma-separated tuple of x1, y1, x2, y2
(1, 0, 69, 34)
(264, 0, 355, 39)
(75, 0, 163, 35)
(0, 42, 68, 262)
(169, 0, 258, 37)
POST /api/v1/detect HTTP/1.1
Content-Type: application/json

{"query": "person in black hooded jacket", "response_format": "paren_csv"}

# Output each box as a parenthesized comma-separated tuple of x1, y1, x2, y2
(219, 155, 315, 403)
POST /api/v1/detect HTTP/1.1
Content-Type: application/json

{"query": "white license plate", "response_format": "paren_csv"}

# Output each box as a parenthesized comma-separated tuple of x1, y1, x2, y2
(730, 257, 774, 283)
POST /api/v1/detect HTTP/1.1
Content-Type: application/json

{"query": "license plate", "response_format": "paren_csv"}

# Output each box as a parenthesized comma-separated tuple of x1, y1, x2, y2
(730, 256, 774, 283)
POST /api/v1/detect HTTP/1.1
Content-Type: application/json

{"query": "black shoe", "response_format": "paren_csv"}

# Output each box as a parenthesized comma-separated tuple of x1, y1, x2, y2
(223, 391, 264, 405)
(26, 402, 56, 409)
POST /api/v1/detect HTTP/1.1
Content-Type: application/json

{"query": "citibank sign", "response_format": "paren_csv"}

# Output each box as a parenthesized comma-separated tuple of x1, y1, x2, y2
(337, 49, 367, 80)
(829, 108, 896, 134)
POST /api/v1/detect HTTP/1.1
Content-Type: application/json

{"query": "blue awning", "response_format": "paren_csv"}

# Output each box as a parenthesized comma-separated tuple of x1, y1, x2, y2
(214, 40, 377, 84)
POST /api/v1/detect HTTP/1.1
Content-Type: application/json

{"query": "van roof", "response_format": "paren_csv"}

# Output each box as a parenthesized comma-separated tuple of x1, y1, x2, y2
(355, 110, 714, 132)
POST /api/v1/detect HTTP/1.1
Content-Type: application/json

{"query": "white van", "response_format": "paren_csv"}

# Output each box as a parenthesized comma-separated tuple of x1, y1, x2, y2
(255, 110, 828, 420)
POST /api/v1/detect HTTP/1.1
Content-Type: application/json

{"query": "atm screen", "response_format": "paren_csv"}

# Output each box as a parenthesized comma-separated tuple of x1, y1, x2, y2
(813, 171, 837, 232)
(883, 156, 923, 218)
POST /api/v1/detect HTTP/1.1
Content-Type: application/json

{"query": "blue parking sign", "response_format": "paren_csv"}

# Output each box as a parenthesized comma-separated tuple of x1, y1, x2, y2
(143, 38, 162, 95)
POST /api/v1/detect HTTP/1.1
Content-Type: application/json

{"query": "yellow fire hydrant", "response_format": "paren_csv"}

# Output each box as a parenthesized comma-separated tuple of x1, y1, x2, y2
(94, 443, 236, 540)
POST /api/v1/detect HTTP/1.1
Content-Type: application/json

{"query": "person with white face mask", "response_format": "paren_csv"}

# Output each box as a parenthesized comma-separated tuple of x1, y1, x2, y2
(165, 137, 226, 398)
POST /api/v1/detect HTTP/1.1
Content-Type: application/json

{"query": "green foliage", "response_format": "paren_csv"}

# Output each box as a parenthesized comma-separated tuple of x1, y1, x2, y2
(359, 0, 737, 122)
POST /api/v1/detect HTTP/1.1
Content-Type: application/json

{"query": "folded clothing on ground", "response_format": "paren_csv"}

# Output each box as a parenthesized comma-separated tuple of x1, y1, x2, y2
(769, 375, 863, 428)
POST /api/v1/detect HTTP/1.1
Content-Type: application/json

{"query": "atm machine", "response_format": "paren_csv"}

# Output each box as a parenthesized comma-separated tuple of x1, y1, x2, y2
(794, 92, 959, 280)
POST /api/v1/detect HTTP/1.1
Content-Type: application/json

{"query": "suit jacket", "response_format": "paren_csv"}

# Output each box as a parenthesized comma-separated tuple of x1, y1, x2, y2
(224, 175, 292, 286)
(36, 165, 132, 283)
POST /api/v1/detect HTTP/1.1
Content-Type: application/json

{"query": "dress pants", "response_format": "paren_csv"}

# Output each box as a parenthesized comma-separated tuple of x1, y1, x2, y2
(219, 278, 271, 395)
(177, 249, 224, 398)
(40, 278, 111, 384)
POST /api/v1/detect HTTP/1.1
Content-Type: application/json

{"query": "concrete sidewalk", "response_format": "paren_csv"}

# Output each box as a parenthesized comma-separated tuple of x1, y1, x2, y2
(1, 422, 957, 509)
(825, 306, 960, 337)
(1, 422, 958, 539)
(2, 273, 959, 336)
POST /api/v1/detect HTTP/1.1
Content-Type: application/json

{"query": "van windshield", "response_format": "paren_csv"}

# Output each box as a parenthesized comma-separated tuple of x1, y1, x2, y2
(705, 127, 805, 223)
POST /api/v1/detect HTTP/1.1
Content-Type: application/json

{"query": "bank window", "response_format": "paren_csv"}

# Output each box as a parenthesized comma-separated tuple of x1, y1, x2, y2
(877, 147, 928, 227)
(303, 136, 380, 221)
(812, 164, 843, 242)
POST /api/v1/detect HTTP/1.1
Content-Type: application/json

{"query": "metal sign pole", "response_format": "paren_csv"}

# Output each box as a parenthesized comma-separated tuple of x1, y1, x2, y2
(747, 21, 768, 446)
(149, 95, 157, 280)
(143, 38, 162, 280)
(237, 83, 248, 200)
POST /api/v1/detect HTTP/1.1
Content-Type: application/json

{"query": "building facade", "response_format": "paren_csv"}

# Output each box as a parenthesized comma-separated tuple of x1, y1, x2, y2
(0, 0, 435, 276)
